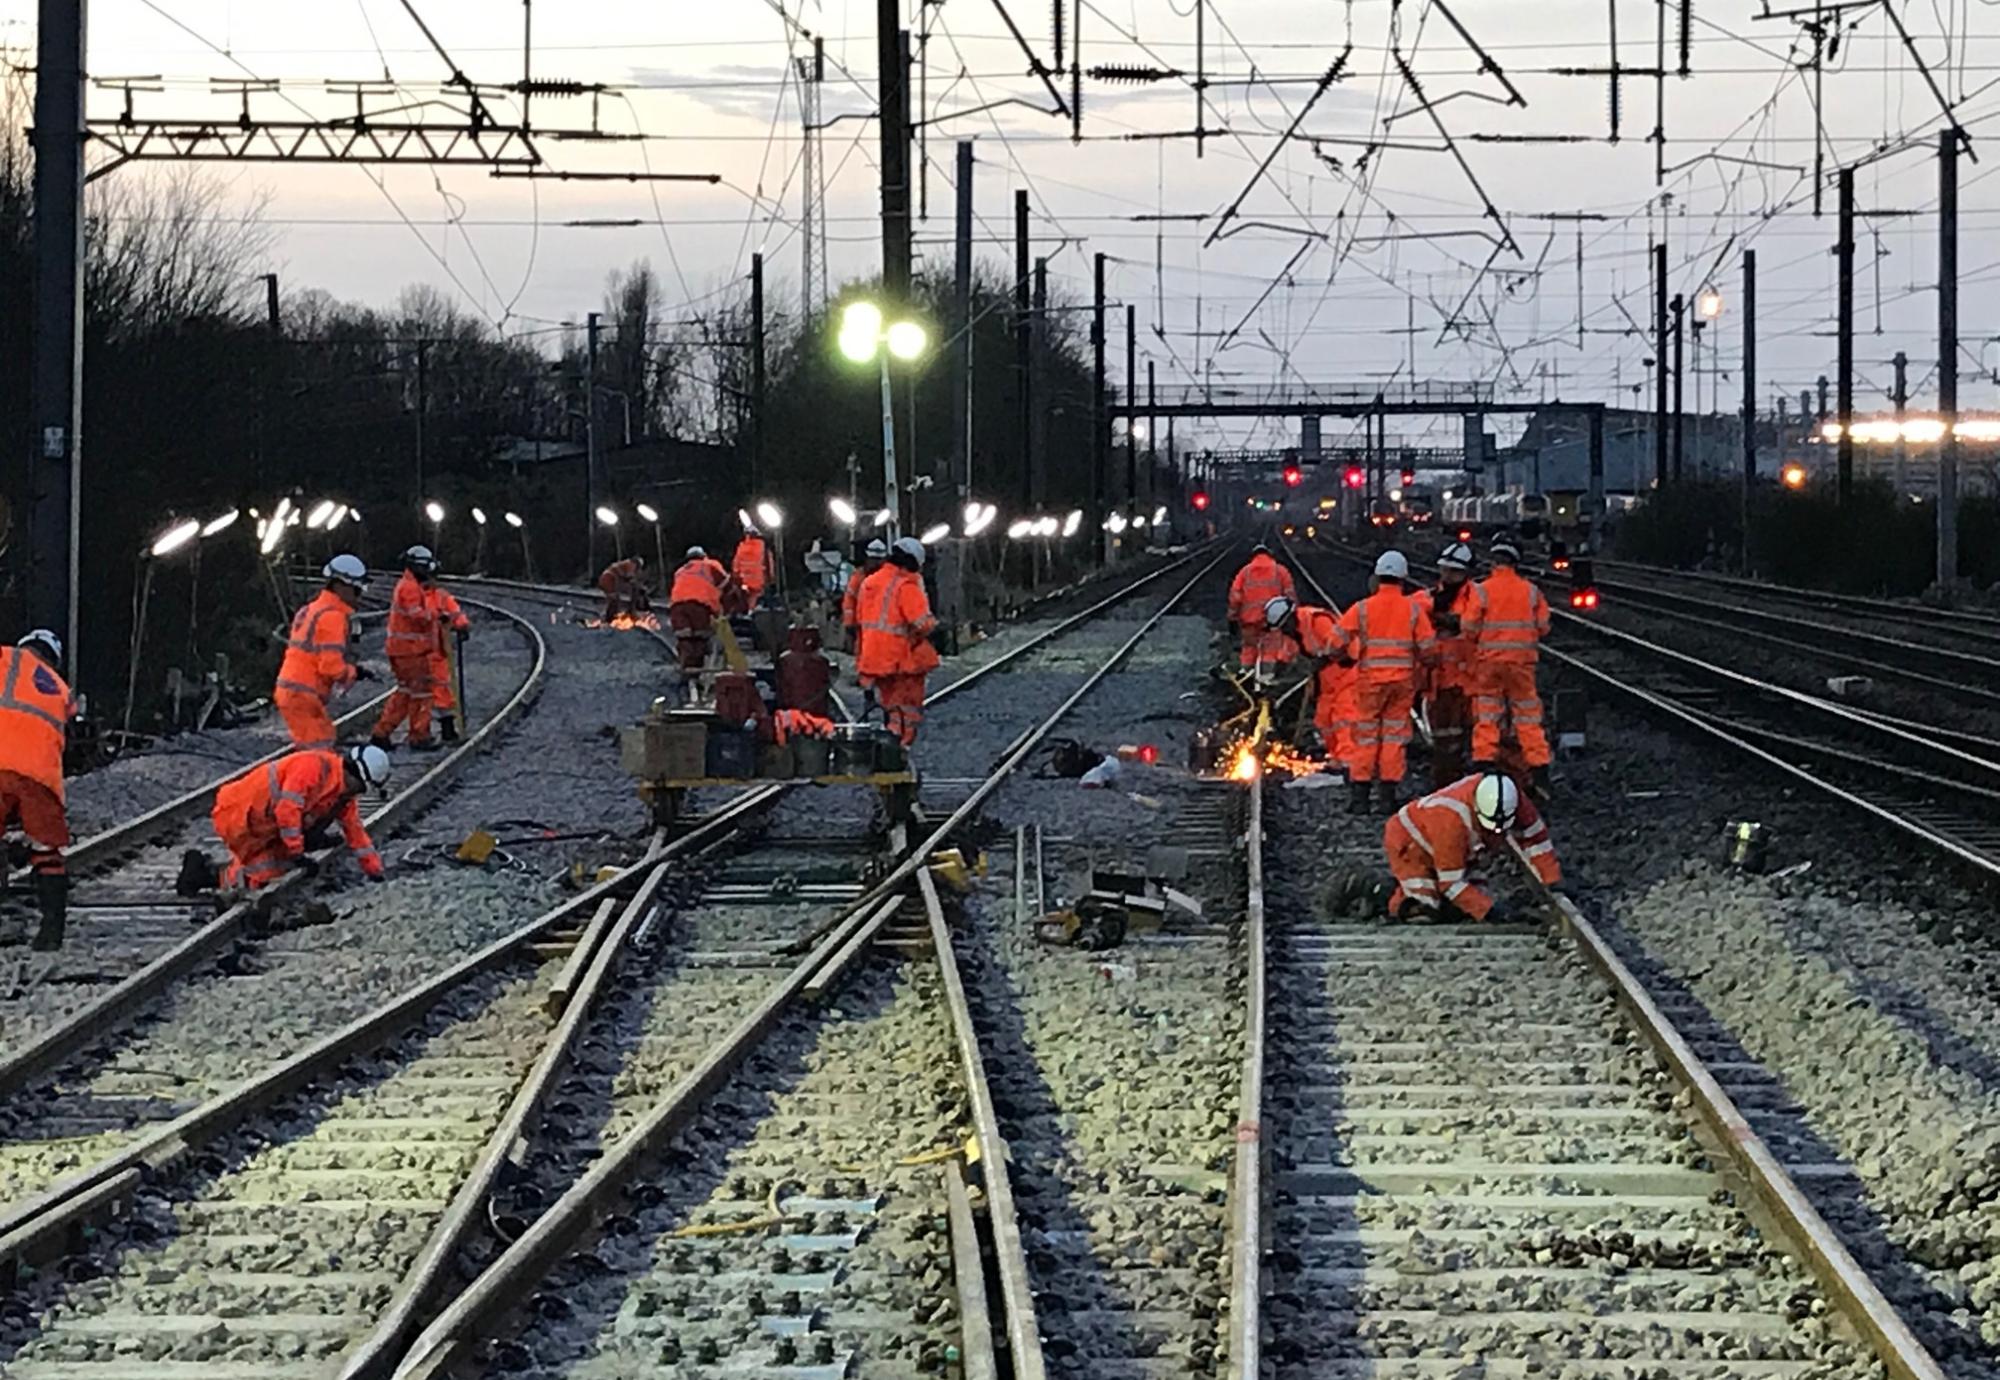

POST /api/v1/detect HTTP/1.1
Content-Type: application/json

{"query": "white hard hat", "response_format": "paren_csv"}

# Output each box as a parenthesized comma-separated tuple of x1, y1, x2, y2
(866, 538, 889, 558)
(893, 535, 927, 567)
(346, 743, 393, 791)
(1473, 771, 1519, 832)
(1263, 595, 1296, 627)
(17, 629, 62, 665)
(1374, 550, 1410, 582)
(1438, 541, 1474, 571)
(1490, 538, 1522, 563)
(686, 545, 706, 560)
(401, 545, 437, 572)
(323, 553, 370, 589)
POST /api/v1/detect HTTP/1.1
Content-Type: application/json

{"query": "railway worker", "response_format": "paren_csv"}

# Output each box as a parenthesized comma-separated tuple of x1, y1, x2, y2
(1384, 771, 1561, 923)
(1337, 550, 1436, 815)
(0, 630, 75, 950)
(1472, 537, 1554, 797)
(276, 554, 370, 751)
(1262, 596, 1355, 765)
(373, 546, 447, 753)
(425, 577, 472, 743)
(597, 555, 649, 622)
(1414, 541, 1486, 790)
(857, 536, 941, 747)
(1226, 544, 1296, 668)
(182, 744, 391, 897)
(731, 522, 774, 613)
(667, 546, 729, 672)
(843, 539, 888, 651)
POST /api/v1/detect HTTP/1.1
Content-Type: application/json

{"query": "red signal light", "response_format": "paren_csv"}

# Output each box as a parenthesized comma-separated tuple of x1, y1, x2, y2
(1343, 466, 1365, 490)
(1570, 589, 1600, 610)
(1456, 527, 1473, 541)
(1283, 465, 1303, 487)
(1400, 469, 1415, 487)
(1139, 744, 1159, 765)
(1191, 491, 1211, 511)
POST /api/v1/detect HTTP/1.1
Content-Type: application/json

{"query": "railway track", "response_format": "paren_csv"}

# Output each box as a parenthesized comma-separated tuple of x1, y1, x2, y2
(0, 551, 1228, 1380)
(1241, 550, 1948, 1380)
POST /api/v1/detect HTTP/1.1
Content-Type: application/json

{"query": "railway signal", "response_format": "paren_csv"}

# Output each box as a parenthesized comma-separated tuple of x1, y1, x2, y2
(1283, 464, 1303, 487)
(1191, 490, 1211, 511)
(1343, 466, 1365, 490)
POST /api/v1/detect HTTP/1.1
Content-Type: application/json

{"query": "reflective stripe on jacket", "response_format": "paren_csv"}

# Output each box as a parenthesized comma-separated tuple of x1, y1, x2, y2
(276, 589, 356, 702)
(670, 558, 728, 612)
(0, 648, 72, 798)
(215, 748, 382, 877)
(1391, 773, 1560, 919)
(1415, 580, 1487, 688)
(856, 566, 942, 678)
(384, 571, 438, 659)
(1227, 554, 1296, 626)
(1337, 586, 1436, 684)
(732, 536, 771, 590)
(1476, 566, 1550, 663)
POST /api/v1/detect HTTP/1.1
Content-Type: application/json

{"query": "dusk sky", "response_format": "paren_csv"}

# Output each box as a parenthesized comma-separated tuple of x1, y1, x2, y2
(5, 0, 1998, 451)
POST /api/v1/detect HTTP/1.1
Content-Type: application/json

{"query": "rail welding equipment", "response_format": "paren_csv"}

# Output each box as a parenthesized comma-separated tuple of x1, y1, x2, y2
(1473, 772, 1520, 832)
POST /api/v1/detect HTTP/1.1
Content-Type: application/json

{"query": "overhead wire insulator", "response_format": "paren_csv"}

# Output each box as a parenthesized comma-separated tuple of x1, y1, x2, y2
(510, 78, 600, 96)
(1088, 64, 1185, 84)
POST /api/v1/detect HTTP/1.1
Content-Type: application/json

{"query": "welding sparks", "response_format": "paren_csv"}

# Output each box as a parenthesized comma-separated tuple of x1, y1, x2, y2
(1230, 746, 1261, 781)
(585, 612, 663, 632)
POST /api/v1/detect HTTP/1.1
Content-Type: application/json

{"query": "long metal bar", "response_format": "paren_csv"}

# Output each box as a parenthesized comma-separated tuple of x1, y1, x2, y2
(1591, 558, 2000, 632)
(919, 863, 1046, 1380)
(1939, 129, 1959, 584)
(0, 598, 543, 1099)
(943, 1160, 999, 1380)
(1226, 769, 1267, 1380)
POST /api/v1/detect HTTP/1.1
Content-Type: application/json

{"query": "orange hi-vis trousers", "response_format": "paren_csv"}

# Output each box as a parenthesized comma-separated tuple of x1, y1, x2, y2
(874, 674, 928, 747)
(374, 655, 437, 745)
(1472, 662, 1551, 767)
(275, 689, 337, 750)
(1345, 680, 1415, 783)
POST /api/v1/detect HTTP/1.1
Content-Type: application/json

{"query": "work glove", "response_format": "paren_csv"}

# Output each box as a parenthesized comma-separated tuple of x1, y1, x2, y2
(353, 664, 380, 683)
(290, 853, 321, 880)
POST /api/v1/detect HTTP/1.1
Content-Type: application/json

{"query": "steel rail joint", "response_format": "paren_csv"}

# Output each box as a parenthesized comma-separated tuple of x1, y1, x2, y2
(1510, 843, 1949, 1380)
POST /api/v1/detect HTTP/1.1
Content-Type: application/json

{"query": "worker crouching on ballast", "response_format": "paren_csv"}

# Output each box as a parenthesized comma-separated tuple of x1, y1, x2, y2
(598, 555, 650, 622)
(1384, 771, 1562, 924)
(1260, 596, 1356, 765)
(857, 536, 941, 748)
(179, 744, 390, 898)
(0, 630, 76, 950)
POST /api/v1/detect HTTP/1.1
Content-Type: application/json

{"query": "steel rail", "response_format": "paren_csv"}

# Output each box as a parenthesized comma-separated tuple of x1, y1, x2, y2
(1595, 558, 2000, 637)
(1226, 765, 1267, 1380)
(394, 552, 1233, 1378)
(1511, 844, 1951, 1380)
(916, 862, 1045, 1380)
(0, 785, 782, 1277)
(0, 596, 544, 1099)
(1281, 543, 1950, 1378)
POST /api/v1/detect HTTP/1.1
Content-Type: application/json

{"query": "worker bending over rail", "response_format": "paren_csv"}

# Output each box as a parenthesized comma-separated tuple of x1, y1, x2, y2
(598, 556, 650, 622)
(275, 555, 370, 750)
(1262, 596, 1355, 765)
(1415, 541, 1485, 790)
(373, 545, 469, 752)
(857, 536, 940, 747)
(1384, 771, 1562, 924)
(0, 630, 75, 950)
(668, 546, 729, 672)
(179, 744, 390, 897)
(1338, 551, 1436, 815)
(1226, 544, 1297, 669)
(1474, 538, 1554, 796)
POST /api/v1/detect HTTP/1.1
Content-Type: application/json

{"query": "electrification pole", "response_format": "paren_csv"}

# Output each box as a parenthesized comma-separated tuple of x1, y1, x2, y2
(877, 1, 912, 304)
(1653, 242, 1668, 488)
(1939, 129, 1959, 586)
(585, 311, 601, 576)
(1742, 249, 1757, 569)
(1124, 304, 1137, 524)
(1092, 252, 1107, 564)
(1670, 294, 1685, 481)
(1891, 350, 1909, 497)
(1031, 258, 1049, 509)
(1836, 165, 1855, 506)
(1015, 189, 1032, 509)
(751, 251, 766, 493)
(952, 140, 973, 500)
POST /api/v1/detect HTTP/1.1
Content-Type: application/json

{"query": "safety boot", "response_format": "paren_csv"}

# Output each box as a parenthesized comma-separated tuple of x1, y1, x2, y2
(408, 737, 444, 754)
(31, 872, 67, 952)
(176, 849, 218, 897)
(1375, 780, 1400, 815)
(368, 734, 392, 753)
(1346, 779, 1371, 815)
(439, 714, 461, 743)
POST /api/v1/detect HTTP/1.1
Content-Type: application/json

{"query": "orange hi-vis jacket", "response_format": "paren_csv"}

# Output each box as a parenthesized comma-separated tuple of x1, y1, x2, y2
(1390, 774, 1560, 920)
(1415, 579, 1487, 691)
(732, 535, 772, 593)
(428, 585, 469, 638)
(1337, 585, 1437, 685)
(1294, 605, 1353, 727)
(277, 588, 358, 702)
(384, 571, 440, 660)
(1227, 554, 1296, 626)
(0, 648, 73, 799)
(599, 558, 643, 593)
(670, 557, 728, 612)
(213, 749, 383, 878)
(856, 566, 942, 679)
(1476, 566, 1551, 664)
(842, 564, 879, 631)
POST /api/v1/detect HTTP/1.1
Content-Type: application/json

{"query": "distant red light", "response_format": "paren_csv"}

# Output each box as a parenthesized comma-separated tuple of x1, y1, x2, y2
(1571, 589, 1600, 610)
(1343, 466, 1365, 490)
(1457, 527, 1473, 541)
(1139, 744, 1159, 765)
(1191, 491, 1211, 511)
(1283, 466, 1303, 488)
(1400, 469, 1415, 487)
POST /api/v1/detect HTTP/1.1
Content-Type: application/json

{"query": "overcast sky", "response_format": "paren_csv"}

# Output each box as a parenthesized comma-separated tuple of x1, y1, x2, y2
(5, 0, 1998, 450)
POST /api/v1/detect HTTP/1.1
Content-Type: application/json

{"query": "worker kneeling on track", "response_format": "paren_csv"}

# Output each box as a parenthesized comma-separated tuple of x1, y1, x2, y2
(275, 554, 371, 751)
(1385, 771, 1562, 924)
(1415, 541, 1485, 790)
(179, 744, 390, 899)
(1338, 550, 1436, 815)
(1474, 537, 1554, 798)
(0, 629, 76, 951)
(668, 546, 729, 672)
(598, 555, 650, 622)
(856, 536, 941, 748)
(1262, 596, 1356, 765)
